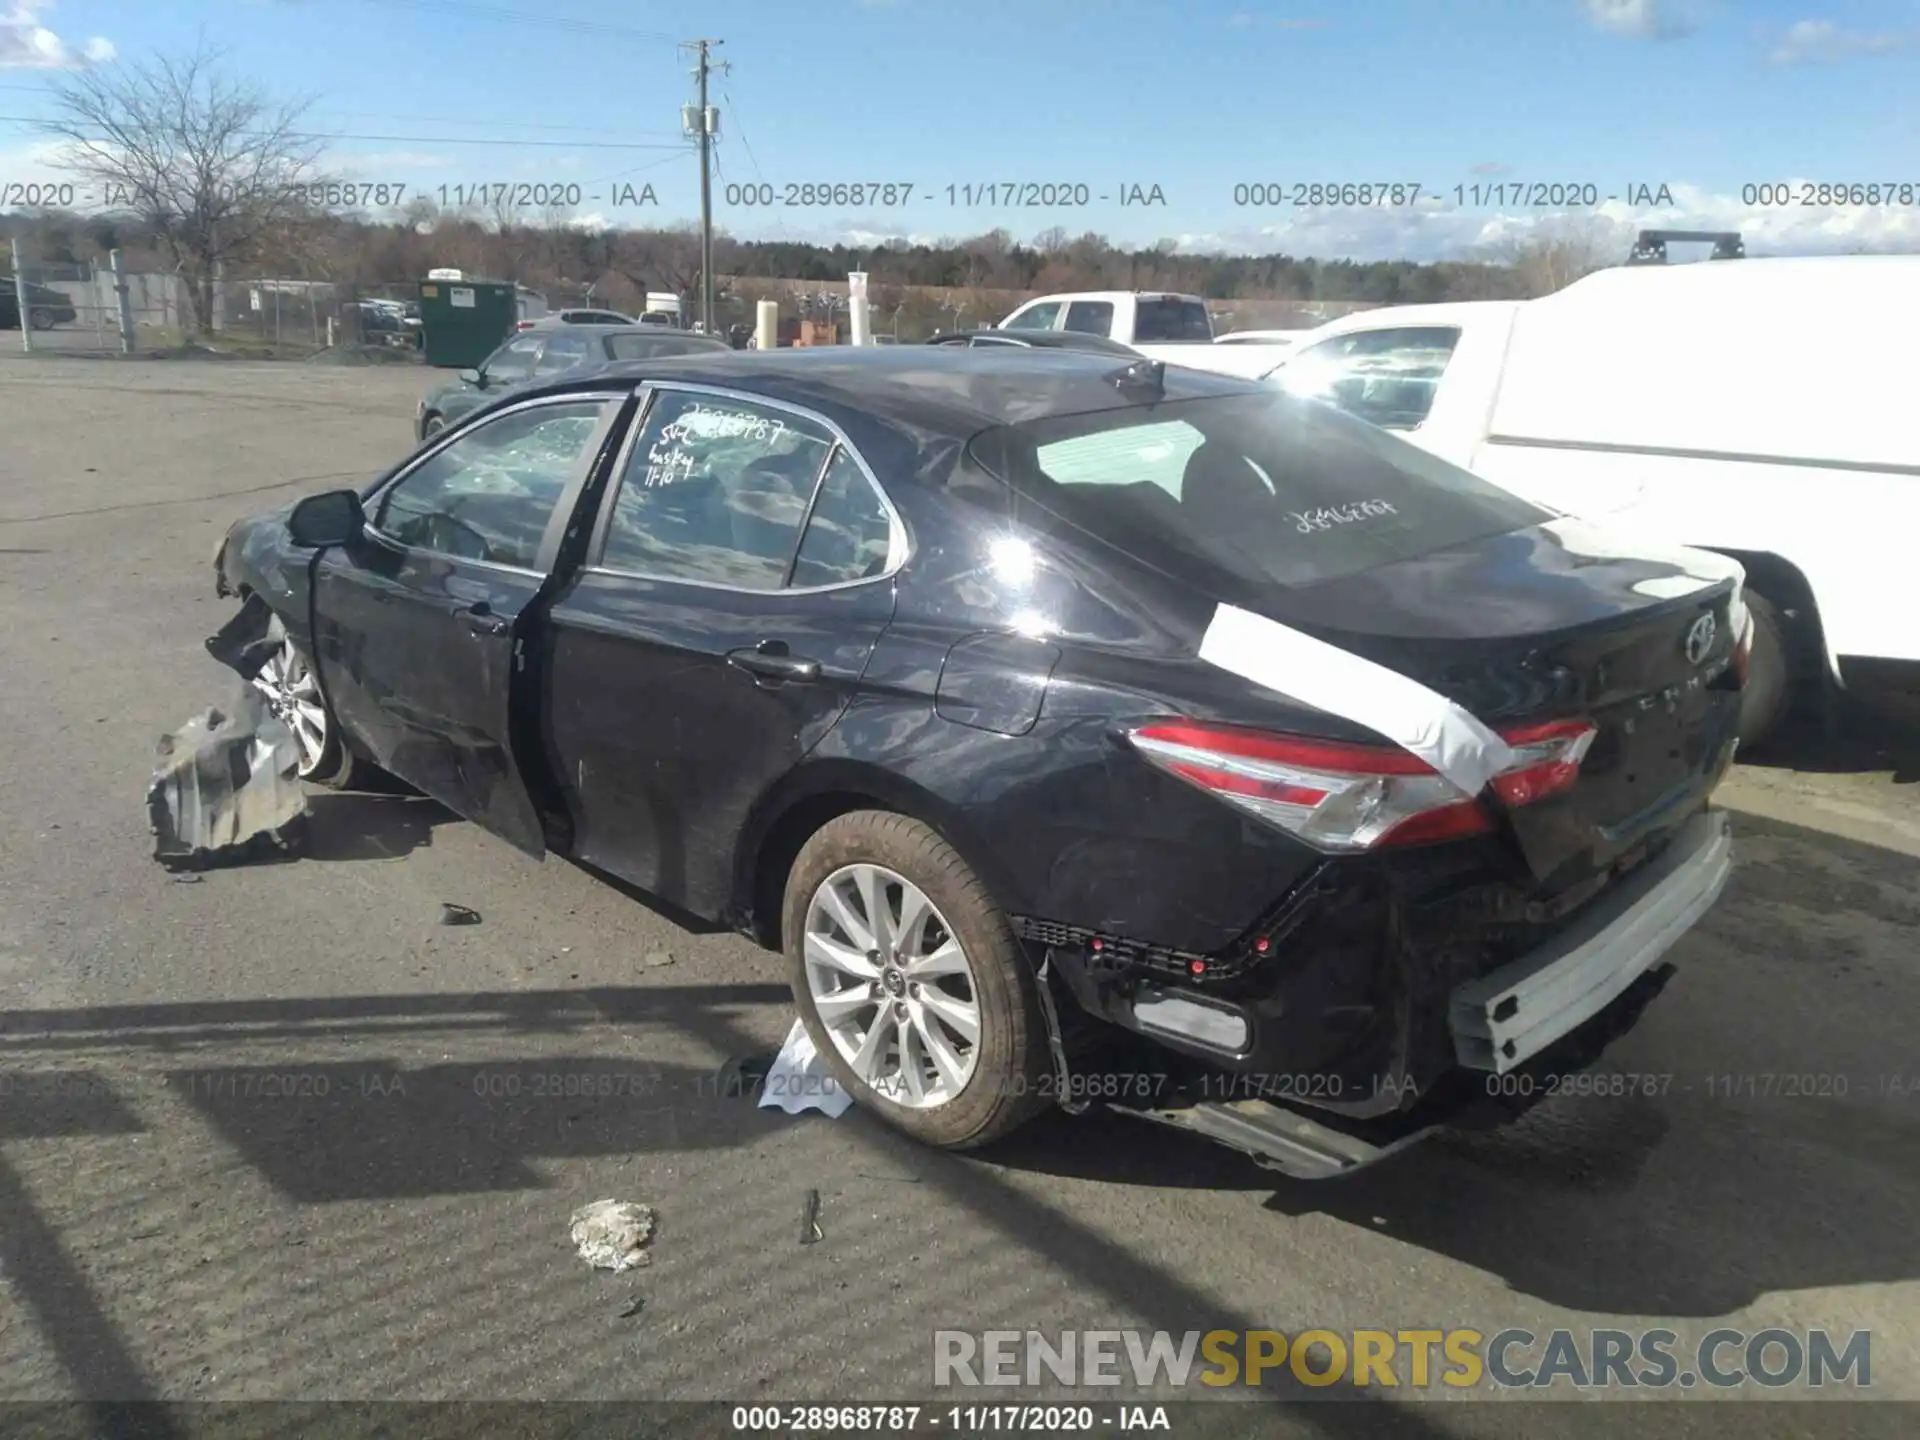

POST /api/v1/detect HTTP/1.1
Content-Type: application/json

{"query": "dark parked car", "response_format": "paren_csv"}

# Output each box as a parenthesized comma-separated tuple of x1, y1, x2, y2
(1, 278, 78, 330)
(414, 324, 731, 440)
(213, 348, 1748, 1174)
(927, 328, 1137, 356)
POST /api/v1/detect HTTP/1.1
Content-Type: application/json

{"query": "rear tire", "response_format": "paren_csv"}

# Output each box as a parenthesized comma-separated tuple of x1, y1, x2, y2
(1737, 591, 1791, 751)
(29, 307, 56, 332)
(783, 811, 1052, 1150)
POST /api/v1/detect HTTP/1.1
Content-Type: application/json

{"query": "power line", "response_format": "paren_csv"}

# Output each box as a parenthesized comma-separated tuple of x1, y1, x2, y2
(0, 84, 682, 140)
(717, 79, 765, 186)
(361, 0, 679, 40)
(0, 115, 688, 150)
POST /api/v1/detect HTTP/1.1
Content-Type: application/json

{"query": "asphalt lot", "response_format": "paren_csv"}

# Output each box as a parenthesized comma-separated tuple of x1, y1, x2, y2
(0, 351, 1915, 1435)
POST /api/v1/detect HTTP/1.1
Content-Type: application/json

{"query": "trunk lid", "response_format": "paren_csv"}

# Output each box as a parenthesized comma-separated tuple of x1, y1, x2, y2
(1245, 522, 1745, 886)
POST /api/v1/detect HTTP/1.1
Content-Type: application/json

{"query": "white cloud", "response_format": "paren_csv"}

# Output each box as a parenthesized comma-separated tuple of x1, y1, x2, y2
(1164, 181, 1920, 261)
(779, 182, 1920, 262)
(0, 1, 115, 69)
(1768, 19, 1913, 64)
(1580, 0, 1698, 40)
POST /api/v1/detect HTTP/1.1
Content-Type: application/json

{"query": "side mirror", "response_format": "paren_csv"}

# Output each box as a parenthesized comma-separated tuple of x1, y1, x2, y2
(460, 368, 484, 387)
(287, 489, 366, 549)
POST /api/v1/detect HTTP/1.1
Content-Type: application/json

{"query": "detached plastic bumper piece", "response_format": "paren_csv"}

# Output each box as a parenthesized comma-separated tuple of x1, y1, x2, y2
(148, 687, 309, 869)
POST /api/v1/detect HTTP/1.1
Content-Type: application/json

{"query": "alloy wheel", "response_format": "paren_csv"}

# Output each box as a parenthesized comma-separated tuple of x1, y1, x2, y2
(251, 635, 329, 777)
(803, 863, 981, 1108)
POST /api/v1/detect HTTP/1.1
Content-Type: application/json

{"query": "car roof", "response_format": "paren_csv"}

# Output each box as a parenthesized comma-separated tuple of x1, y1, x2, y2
(930, 328, 1138, 354)
(542, 345, 1268, 432)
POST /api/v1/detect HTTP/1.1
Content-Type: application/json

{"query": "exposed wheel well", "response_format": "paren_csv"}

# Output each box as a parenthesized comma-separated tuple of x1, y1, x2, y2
(1700, 548, 1832, 683)
(746, 791, 901, 952)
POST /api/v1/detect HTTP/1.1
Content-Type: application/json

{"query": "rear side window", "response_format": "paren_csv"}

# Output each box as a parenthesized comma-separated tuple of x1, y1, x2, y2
(1279, 327, 1461, 430)
(791, 448, 894, 587)
(1062, 300, 1114, 336)
(597, 390, 834, 589)
(1134, 298, 1212, 342)
(986, 392, 1550, 591)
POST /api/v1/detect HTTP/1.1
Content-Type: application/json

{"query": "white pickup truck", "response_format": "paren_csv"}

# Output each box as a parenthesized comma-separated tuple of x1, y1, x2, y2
(995, 291, 1293, 378)
(1271, 254, 1919, 746)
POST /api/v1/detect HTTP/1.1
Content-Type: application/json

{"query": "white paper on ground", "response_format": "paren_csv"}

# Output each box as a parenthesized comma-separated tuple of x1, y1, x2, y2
(1197, 603, 1518, 797)
(758, 1018, 855, 1118)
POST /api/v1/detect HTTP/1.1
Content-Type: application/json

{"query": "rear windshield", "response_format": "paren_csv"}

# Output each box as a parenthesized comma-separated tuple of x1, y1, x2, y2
(604, 333, 730, 360)
(980, 392, 1552, 591)
(1134, 298, 1213, 343)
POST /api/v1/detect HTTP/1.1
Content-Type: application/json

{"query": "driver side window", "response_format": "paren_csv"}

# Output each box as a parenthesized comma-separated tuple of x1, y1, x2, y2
(373, 399, 611, 568)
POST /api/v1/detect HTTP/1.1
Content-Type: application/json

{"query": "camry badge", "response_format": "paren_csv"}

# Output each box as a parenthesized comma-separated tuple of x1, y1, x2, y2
(1684, 612, 1716, 666)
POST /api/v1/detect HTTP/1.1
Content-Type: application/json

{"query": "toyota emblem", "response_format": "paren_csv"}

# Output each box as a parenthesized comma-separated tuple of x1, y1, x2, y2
(1684, 612, 1717, 666)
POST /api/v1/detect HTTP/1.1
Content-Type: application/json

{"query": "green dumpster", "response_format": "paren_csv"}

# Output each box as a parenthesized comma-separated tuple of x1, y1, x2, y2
(417, 277, 516, 368)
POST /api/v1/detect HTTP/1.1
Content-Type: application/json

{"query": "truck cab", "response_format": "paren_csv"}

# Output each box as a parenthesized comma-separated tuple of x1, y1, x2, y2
(999, 291, 1214, 348)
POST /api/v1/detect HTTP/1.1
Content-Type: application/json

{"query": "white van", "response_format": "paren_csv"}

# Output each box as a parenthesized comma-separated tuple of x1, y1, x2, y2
(1271, 256, 1920, 745)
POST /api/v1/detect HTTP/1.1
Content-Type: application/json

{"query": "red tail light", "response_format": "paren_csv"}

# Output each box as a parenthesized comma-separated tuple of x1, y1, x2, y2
(1126, 716, 1598, 852)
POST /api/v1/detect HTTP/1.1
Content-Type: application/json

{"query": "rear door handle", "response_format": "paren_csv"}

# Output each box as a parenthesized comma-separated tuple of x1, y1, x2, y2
(459, 600, 510, 636)
(727, 642, 821, 685)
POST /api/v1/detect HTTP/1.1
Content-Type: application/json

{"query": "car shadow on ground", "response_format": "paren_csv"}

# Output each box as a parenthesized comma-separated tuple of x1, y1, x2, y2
(297, 790, 461, 862)
(0, 982, 1491, 1436)
(1739, 693, 1920, 781)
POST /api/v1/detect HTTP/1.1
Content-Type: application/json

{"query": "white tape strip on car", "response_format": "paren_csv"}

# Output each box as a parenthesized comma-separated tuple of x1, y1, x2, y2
(1197, 603, 1518, 797)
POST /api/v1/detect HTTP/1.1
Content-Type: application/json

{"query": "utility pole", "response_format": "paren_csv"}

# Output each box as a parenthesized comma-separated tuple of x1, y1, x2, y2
(683, 38, 727, 333)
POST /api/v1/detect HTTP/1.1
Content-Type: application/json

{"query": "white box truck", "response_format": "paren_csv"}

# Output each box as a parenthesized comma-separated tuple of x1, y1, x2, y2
(1271, 250, 1920, 746)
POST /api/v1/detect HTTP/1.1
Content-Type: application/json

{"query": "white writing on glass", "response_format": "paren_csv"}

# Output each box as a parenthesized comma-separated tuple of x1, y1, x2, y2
(1288, 498, 1398, 534)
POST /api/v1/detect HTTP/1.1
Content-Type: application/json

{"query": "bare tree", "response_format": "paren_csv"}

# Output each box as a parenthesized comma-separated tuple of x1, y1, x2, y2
(1481, 215, 1626, 297)
(38, 43, 326, 335)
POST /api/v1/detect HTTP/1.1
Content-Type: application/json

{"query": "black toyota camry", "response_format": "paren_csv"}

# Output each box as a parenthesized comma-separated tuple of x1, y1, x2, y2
(210, 347, 1749, 1174)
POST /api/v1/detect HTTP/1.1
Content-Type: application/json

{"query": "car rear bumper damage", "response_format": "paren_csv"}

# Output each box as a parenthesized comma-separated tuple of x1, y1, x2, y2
(1449, 807, 1732, 1074)
(1026, 807, 1734, 1178)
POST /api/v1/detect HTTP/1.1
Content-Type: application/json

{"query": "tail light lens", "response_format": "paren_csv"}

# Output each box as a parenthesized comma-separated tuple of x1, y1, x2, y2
(1126, 717, 1598, 852)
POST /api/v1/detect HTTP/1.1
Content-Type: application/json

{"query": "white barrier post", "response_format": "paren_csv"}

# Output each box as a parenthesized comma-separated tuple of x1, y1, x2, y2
(755, 299, 778, 350)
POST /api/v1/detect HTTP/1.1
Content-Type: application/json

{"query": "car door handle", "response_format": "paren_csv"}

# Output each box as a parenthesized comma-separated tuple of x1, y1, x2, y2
(727, 643, 821, 684)
(458, 601, 510, 636)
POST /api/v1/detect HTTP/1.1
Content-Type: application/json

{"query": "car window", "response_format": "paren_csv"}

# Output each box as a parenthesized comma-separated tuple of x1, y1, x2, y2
(597, 390, 835, 589)
(790, 448, 895, 587)
(983, 390, 1551, 593)
(1278, 327, 1461, 430)
(1134, 298, 1213, 342)
(374, 400, 610, 568)
(534, 332, 593, 376)
(1004, 301, 1063, 332)
(483, 335, 545, 385)
(1062, 300, 1115, 336)
(603, 332, 731, 361)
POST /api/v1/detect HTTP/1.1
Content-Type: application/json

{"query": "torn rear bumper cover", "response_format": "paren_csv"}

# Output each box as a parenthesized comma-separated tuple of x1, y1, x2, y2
(1450, 807, 1733, 1073)
(148, 687, 309, 867)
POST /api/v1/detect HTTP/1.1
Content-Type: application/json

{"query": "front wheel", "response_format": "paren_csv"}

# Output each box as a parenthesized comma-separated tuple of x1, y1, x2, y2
(421, 413, 446, 440)
(250, 625, 367, 790)
(28, 308, 56, 331)
(784, 811, 1052, 1149)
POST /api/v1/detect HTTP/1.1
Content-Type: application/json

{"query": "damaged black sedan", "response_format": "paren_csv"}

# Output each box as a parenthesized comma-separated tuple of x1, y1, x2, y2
(210, 347, 1748, 1176)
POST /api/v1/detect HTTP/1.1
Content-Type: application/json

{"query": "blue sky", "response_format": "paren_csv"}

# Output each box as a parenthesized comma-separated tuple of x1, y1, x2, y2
(4, 0, 1919, 258)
